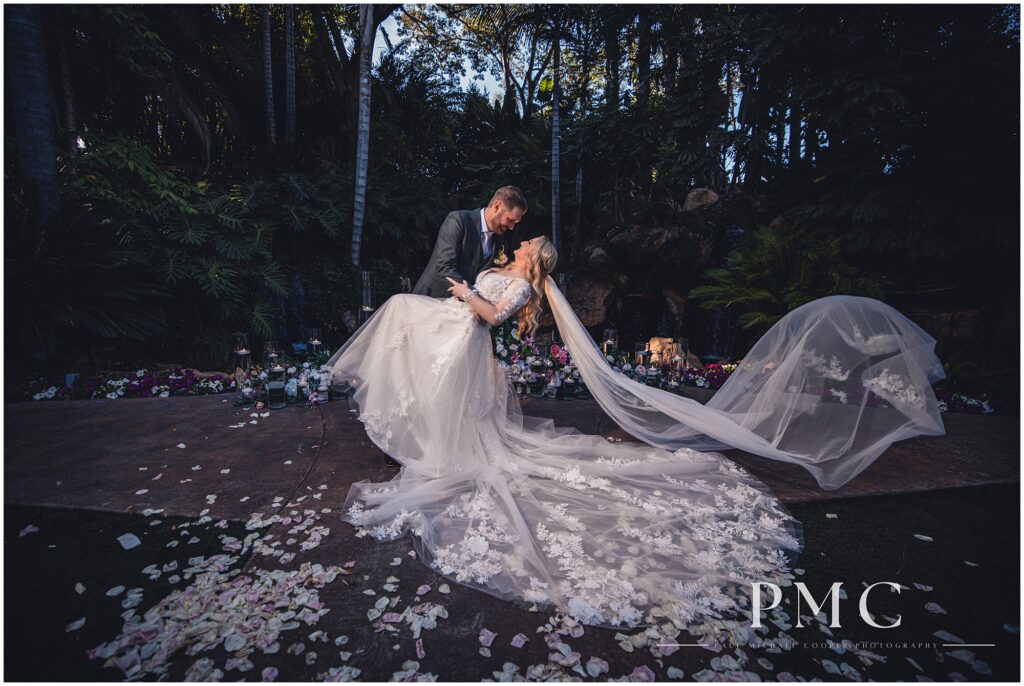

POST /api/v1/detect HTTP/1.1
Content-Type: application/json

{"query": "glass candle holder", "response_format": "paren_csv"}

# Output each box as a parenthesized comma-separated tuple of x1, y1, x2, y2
(263, 340, 280, 367)
(267, 365, 287, 410)
(602, 328, 618, 356)
(306, 327, 322, 359)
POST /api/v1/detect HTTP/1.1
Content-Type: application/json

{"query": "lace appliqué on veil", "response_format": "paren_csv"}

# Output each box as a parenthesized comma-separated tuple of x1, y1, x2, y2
(863, 368, 925, 408)
(801, 349, 851, 381)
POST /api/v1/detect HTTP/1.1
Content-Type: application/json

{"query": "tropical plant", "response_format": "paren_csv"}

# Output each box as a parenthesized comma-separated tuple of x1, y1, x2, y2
(689, 223, 889, 330)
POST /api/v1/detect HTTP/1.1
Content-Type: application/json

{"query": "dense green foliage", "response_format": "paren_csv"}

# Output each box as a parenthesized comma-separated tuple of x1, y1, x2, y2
(4, 4, 1019, 402)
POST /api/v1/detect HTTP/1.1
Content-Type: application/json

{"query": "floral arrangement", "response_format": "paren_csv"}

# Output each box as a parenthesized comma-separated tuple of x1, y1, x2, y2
(489, 320, 583, 396)
(19, 331, 998, 416)
(491, 322, 997, 414)
(26, 368, 233, 401)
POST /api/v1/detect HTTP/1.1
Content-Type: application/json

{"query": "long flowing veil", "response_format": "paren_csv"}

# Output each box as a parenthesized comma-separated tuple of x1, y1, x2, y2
(543, 276, 946, 490)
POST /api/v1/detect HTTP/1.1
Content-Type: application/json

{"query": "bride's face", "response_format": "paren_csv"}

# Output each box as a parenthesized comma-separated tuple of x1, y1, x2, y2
(513, 237, 540, 264)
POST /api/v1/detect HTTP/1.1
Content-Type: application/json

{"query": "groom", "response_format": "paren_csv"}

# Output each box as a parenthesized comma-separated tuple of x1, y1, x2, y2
(412, 186, 527, 302)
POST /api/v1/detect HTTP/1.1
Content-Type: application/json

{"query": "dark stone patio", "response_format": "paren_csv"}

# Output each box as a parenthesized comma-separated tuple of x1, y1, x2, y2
(4, 394, 1019, 681)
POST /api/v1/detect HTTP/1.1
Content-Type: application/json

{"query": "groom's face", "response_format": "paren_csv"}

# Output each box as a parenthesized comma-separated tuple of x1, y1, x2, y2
(489, 202, 524, 235)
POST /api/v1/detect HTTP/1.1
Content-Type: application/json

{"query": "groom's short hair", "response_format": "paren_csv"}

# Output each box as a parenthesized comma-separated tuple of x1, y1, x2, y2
(489, 186, 528, 213)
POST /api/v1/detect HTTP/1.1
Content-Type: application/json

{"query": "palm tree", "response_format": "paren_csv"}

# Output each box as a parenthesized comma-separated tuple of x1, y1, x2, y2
(351, 4, 374, 266)
(284, 4, 296, 149)
(550, 18, 562, 255)
(6, 4, 61, 235)
(261, 5, 276, 148)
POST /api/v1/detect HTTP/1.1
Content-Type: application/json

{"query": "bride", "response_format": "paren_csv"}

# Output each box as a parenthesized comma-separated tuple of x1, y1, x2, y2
(324, 236, 945, 632)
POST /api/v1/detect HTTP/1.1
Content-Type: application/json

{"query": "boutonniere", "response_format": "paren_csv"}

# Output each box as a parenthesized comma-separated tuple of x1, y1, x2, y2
(492, 245, 509, 266)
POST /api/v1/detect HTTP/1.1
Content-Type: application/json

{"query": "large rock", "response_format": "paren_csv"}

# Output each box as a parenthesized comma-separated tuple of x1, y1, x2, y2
(566, 276, 615, 328)
(683, 188, 720, 211)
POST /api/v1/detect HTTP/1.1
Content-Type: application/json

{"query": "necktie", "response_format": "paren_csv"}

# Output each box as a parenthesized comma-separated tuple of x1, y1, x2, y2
(483, 231, 492, 257)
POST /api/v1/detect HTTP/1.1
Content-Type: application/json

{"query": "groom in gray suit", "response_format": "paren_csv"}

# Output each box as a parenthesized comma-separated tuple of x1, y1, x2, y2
(412, 186, 528, 299)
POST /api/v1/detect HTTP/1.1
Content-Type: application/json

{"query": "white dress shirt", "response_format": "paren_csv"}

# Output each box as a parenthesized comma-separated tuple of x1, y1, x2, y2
(480, 208, 493, 258)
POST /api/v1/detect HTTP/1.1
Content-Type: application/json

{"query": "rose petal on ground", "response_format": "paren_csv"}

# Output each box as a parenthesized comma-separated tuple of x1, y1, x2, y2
(925, 602, 947, 614)
(511, 633, 528, 648)
(261, 666, 278, 681)
(18, 525, 39, 537)
(479, 628, 497, 647)
(964, 560, 979, 566)
(913, 534, 933, 541)
(176, 443, 186, 449)
(586, 658, 609, 677)
(116, 533, 141, 550)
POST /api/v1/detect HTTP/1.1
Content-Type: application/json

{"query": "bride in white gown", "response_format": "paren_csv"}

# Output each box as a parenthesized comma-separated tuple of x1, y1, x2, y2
(324, 236, 946, 631)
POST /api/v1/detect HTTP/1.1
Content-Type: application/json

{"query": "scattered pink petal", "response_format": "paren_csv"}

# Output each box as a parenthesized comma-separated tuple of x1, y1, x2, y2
(416, 584, 431, 596)
(629, 665, 656, 682)
(479, 628, 497, 647)
(511, 633, 528, 648)
(261, 666, 278, 681)
(116, 533, 141, 550)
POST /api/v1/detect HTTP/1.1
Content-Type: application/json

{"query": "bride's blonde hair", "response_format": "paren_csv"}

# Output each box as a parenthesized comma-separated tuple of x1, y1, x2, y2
(515, 236, 558, 339)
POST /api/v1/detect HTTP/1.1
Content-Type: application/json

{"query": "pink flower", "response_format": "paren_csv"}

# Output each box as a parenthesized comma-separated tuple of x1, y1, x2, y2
(550, 344, 561, 357)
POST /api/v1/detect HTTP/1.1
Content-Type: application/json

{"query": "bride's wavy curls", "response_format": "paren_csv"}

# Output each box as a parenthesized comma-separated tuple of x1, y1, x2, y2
(514, 236, 557, 340)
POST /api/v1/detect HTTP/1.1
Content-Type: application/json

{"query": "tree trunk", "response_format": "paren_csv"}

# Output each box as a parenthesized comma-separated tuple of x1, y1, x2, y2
(662, 7, 679, 97)
(284, 5, 296, 149)
(6, 4, 61, 233)
(788, 91, 801, 169)
(49, 11, 77, 157)
(602, 14, 620, 112)
(571, 164, 584, 267)
(312, 8, 346, 101)
(636, 10, 652, 105)
(550, 24, 561, 255)
(262, 6, 276, 148)
(806, 115, 819, 169)
(775, 102, 786, 168)
(351, 4, 374, 267)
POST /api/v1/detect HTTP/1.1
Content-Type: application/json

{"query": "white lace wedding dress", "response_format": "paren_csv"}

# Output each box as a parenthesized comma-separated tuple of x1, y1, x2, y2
(324, 268, 945, 631)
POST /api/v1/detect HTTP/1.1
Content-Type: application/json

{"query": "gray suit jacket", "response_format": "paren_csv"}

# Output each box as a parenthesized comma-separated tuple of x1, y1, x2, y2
(412, 208, 509, 298)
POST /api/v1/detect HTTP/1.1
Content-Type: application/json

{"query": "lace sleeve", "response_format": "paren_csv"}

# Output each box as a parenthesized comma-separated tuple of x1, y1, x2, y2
(491, 279, 532, 326)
